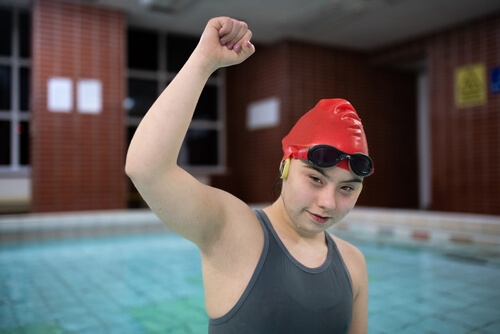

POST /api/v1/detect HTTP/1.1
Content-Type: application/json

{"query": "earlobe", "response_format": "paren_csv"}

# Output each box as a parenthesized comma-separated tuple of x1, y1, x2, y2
(280, 158, 290, 180)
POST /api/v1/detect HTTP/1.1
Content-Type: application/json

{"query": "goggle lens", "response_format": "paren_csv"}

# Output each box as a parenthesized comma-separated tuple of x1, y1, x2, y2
(298, 145, 374, 177)
(309, 146, 342, 168)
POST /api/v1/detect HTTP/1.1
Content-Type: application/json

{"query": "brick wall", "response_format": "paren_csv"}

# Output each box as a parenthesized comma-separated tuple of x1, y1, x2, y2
(216, 12, 500, 216)
(370, 12, 500, 215)
(426, 13, 500, 214)
(215, 41, 419, 208)
(285, 42, 419, 209)
(213, 44, 290, 203)
(28, 1, 499, 215)
(31, 0, 126, 212)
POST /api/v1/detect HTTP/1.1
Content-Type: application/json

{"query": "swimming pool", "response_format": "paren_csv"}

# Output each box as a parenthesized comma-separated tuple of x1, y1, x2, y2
(1, 231, 499, 334)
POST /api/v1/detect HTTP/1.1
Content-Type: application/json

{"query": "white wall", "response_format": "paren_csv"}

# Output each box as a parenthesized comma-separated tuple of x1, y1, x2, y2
(0, 177, 31, 212)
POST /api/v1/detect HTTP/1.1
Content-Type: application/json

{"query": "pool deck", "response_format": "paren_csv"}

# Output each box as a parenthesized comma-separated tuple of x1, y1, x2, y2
(1, 206, 499, 263)
(0, 210, 169, 242)
(332, 207, 500, 266)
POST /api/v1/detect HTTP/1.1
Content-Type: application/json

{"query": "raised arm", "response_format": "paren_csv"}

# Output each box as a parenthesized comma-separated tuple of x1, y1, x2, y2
(125, 17, 255, 248)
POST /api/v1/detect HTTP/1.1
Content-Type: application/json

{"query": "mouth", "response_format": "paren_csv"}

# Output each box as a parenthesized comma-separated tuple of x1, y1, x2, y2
(307, 211, 330, 224)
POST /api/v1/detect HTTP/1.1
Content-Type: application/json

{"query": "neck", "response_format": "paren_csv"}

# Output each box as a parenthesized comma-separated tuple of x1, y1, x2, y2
(264, 198, 325, 242)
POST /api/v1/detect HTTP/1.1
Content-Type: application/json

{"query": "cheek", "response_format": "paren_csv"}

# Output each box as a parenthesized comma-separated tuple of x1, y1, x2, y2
(337, 191, 360, 210)
(282, 178, 312, 206)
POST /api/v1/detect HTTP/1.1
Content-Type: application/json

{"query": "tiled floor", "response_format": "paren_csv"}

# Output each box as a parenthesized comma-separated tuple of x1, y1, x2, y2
(0, 232, 499, 333)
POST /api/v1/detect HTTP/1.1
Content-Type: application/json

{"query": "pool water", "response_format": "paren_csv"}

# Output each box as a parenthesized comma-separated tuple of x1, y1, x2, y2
(1, 232, 499, 333)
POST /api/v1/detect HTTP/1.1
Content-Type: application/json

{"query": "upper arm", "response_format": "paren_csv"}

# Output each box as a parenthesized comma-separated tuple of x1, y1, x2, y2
(332, 235, 368, 334)
(348, 248, 368, 334)
(130, 165, 249, 250)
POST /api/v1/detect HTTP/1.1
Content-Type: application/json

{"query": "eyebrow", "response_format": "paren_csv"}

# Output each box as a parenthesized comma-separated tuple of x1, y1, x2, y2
(305, 164, 363, 183)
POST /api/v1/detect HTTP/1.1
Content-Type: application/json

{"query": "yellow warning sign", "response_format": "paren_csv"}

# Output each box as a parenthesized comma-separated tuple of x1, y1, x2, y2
(455, 64, 486, 108)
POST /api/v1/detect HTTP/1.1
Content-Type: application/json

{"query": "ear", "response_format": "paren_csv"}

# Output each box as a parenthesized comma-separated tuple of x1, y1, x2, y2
(280, 158, 291, 180)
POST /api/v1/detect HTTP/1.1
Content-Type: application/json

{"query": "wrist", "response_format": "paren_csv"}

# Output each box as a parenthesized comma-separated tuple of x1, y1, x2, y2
(187, 48, 219, 77)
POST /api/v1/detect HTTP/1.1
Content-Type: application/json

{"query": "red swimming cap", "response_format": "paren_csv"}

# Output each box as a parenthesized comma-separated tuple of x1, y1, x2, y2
(281, 98, 369, 171)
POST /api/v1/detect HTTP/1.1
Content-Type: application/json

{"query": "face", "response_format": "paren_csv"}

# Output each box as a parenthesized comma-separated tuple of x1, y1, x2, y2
(280, 159, 363, 236)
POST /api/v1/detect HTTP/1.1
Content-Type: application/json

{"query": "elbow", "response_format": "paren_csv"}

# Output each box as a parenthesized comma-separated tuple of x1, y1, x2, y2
(124, 160, 133, 179)
(125, 146, 177, 183)
(124, 152, 170, 184)
(124, 163, 135, 181)
(124, 152, 141, 180)
(125, 156, 151, 189)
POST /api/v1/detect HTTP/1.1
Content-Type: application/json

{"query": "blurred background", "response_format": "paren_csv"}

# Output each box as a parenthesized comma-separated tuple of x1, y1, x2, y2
(1, 2, 500, 333)
(0, 0, 500, 216)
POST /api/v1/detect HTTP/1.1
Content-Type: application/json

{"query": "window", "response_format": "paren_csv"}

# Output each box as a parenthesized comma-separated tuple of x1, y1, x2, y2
(127, 78, 158, 117)
(0, 9, 12, 57)
(127, 29, 158, 71)
(0, 7, 31, 172)
(0, 65, 11, 110)
(126, 28, 224, 172)
(166, 33, 198, 72)
(179, 129, 219, 166)
(0, 120, 11, 165)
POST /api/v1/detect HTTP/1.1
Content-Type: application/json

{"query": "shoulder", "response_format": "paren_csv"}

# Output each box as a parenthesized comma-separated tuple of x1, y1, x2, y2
(328, 233, 367, 294)
(202, 198, 264, 258)
(329, 233, 365, 265)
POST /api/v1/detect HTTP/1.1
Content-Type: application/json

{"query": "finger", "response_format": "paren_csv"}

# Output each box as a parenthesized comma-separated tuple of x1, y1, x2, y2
(220, 20, 248, 48)
(232, 36, 255, 61)
(218, 18, 233, 45)
(233, 30, 253, 53)
(242, 39, 255, 55)
(201, 17, 229, 48)
(228, 25, 250, 51)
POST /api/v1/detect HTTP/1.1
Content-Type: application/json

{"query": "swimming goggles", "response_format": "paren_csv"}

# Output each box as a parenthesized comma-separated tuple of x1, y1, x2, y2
(291, 145, 374, 177)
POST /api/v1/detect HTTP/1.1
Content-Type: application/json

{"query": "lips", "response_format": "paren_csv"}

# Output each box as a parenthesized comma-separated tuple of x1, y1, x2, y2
(308, 211, 330, 224)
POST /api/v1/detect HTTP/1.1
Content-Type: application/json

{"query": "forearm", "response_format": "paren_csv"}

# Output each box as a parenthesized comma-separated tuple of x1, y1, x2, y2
(125, 51, 215, 180)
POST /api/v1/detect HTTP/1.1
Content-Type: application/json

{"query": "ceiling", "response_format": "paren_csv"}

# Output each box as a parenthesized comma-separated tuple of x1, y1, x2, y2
(6, 0, 500, 50)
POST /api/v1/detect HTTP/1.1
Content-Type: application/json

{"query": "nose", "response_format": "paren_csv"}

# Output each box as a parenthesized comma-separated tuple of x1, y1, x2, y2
(316, 186, 336, 211)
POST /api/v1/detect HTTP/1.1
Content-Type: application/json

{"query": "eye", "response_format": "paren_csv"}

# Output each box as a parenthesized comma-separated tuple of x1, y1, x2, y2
(309, 175, 323, 185)
(340, 183, 363, 194)
(340, 185, 355, 192)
